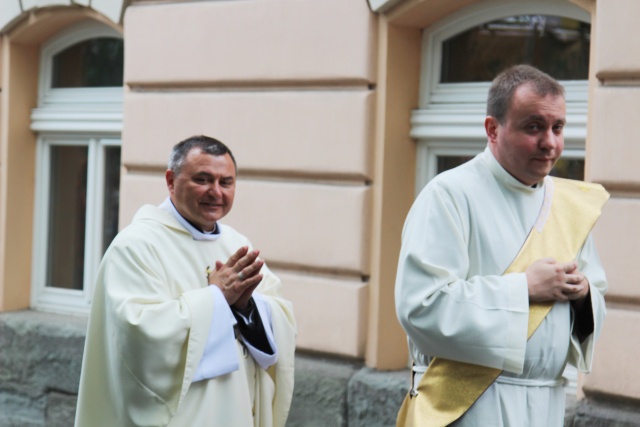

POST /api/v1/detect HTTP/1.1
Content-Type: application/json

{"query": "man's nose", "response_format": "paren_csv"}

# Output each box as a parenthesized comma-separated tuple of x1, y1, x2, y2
(208, 182, 222, 197)
(539, 129, 558, 150)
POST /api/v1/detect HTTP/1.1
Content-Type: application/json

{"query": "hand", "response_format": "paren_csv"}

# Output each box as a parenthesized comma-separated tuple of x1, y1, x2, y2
(525, 258, 589, 302)
(565, 263, 591, 308)
(208, 246, 264, 308)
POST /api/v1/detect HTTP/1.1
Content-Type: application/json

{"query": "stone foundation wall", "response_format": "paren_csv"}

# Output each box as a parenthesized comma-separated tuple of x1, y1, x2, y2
(2, 311, 637, 427)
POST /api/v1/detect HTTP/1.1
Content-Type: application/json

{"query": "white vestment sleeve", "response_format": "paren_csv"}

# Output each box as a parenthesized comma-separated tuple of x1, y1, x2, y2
(568, 234, 608, 372)
(396, 181, 530, 374)
(241, 292, 278, 369)
(192, 286, 239, 382)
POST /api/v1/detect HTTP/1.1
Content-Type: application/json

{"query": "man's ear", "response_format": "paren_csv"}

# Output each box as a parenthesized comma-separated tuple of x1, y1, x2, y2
(485, 116, 499, 143)
(165, 169, 175, 193)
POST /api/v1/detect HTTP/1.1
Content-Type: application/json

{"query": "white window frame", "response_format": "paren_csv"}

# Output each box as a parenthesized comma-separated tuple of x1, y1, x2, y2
(30, 21, 123, 314)
(32, 136, 121, 314)
(412, 0, 591, 395)
(412, 0, 591, 194)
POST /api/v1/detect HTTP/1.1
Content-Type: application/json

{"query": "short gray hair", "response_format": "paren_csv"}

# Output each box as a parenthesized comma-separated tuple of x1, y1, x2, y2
(168, 135, 236, 175)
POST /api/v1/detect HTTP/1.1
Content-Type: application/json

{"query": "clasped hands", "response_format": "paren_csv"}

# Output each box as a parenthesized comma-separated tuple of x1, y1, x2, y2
(208, 246, 264, 309)
(526, 258, 590, 303)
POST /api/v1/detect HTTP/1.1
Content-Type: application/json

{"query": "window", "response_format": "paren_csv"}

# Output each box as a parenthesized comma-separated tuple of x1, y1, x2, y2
(441, 15, 590, 83)
(31, 21, 123, 314)
(52, 37, 124, 88)
(412, 0, 590, 192)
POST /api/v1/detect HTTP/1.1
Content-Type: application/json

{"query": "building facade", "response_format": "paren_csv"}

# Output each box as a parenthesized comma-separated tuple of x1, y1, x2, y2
(0, 0, 638, 424)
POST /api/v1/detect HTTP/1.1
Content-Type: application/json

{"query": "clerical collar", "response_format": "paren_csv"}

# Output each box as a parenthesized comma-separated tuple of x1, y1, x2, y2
(481, 146, 544, 193)
(159, 197, 222, 241)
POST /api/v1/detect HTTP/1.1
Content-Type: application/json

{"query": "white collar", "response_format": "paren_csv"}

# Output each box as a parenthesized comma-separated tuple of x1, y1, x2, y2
(159, 197, 222, 241)
(481, 146, 545, 194)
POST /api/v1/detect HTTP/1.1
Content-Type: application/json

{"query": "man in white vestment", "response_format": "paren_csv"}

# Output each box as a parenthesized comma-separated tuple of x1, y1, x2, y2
(75, 135, 296, 427)
(395, 65, 607, 426)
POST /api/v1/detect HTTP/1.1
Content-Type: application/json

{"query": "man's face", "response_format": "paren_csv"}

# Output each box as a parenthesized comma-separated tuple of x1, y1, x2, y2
(486, 83, 566, 186)
(166, 149, 236, 232)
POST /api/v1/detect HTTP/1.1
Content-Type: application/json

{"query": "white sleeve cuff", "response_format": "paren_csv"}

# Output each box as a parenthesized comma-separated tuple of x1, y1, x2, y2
(192, 286, 239, 382)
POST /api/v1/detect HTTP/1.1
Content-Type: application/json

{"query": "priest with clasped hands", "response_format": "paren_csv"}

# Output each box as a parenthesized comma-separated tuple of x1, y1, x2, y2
(75, 135, 296, 427)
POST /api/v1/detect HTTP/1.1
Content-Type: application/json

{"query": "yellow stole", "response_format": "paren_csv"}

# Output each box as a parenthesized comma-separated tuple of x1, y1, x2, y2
(396, 177, 609, 427)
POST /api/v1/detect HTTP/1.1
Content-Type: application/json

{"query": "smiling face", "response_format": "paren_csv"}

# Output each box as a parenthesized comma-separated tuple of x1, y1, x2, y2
(166, 149, 236, 232)
(486, 83, 566, 186)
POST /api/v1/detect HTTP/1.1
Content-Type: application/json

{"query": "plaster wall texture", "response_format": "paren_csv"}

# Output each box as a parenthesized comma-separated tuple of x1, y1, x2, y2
(278, 271, 368, 356)
(580, 0, 640, 411)
(593, 199, 640, 299)
(124, 0, 376, 84)
(584, 308, 640, 400)
(228, 180, 372, 274)
(0, 40, 38, 311)
(588, 86, 640, 184)
(593, 0, 640, 77)
(122, 91, 374, 178)
(121, 0, 377, 357)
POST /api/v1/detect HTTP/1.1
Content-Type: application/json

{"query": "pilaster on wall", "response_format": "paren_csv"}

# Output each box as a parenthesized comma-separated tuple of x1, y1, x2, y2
(0, 35, 38, 312)
(583, 0, 640, 410)
(365, 17, 421, 369)
(0, 36, 6, 310)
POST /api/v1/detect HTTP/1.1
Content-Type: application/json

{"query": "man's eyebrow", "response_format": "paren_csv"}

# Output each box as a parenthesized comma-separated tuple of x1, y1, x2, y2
(193, 171, 235, 180)
(520, 115, 566, 125)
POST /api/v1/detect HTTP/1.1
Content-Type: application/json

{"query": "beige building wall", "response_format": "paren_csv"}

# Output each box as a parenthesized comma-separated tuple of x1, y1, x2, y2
(120, 0, 379, 360)
(582, 0, 640, 404)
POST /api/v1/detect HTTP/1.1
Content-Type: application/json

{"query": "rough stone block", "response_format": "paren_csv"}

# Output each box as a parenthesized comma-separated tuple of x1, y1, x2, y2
(347, 367, 409, 427)
(286, 354, 361, 427)
(0, 311, 86, 427)
(0, 390, 45, 427)
(45, 392, 78, 427)
(571, 398, 640, 426)
(0, 311, 86, 396)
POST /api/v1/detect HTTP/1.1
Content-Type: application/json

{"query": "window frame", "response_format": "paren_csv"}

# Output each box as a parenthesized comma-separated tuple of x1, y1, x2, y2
(37, 20, 123, 108)
(30, 21, 123, 314)
(31, 136, 121, 314)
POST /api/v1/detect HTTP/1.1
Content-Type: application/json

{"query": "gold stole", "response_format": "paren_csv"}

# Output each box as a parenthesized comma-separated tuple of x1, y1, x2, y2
(396, 177, 609, 427)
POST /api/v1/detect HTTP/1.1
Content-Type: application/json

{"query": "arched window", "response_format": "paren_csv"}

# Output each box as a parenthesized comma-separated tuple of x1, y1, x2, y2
(51, 37, 124, 88)
(31, 21, 123, 313)
(411, 0, 590, 192)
